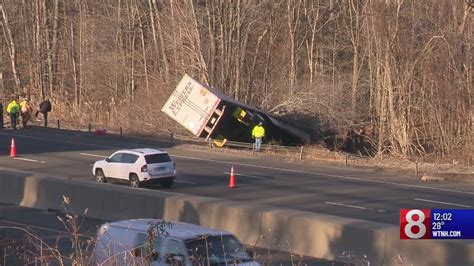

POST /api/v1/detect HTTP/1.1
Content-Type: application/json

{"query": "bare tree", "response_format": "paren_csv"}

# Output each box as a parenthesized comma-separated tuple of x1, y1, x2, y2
(286, 0, 302, 96)
(149, 0, 170, 83)
(345, 0, 367, 115)
(0, 3, 21, 93)
(0, 0, 470, 160)
(47, 0, 60, 97)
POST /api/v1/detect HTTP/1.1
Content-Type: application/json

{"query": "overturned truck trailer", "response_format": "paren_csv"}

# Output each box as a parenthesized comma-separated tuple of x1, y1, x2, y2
(161, 74, 309, 146)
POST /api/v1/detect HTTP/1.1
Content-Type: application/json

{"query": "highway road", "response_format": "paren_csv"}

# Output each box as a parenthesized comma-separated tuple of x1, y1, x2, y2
(1, 126, 473, 227)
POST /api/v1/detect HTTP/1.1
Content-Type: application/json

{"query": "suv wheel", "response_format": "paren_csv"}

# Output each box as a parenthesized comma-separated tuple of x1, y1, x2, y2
(95, 169, 107, 183)
(161, 180, 173, 188)
(129, 174, 140, 188)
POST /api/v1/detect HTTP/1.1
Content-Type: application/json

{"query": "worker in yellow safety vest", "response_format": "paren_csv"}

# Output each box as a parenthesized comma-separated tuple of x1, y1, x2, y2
(6, 97, 20, 130)
(251, 122, 265, 152)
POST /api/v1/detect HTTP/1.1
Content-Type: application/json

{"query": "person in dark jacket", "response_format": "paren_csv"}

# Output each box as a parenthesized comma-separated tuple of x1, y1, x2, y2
(35, 98, 52, 127)
(0, 101, 3, 129)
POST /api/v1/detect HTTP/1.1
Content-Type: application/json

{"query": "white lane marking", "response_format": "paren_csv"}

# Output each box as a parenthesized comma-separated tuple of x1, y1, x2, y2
(13, 157, 46, 164)
(326, 201, 367, 210)
(0, 205, 23, 209)
(80, 153, 107, 158)
(0, 219, 92, 238)
(173, 155, 474, 196)
(174, 179, 197, 185)
(414, 198, 472, 208)
(325, 202, 386, 213)
(223, 172, 266, 179)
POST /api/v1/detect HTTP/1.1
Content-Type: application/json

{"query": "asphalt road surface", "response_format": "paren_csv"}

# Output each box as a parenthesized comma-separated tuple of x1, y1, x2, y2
(0, 203, 347, 265)
(1, 126, 473, 227)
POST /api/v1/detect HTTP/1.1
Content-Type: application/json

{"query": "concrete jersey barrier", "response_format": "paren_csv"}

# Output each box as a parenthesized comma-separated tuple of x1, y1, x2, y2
(0, 169, 473, 266)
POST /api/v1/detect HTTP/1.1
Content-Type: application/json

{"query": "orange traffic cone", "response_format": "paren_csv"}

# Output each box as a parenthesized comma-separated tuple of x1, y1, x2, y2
(10, 138, 16, 158)
(228, 166, 237, 188)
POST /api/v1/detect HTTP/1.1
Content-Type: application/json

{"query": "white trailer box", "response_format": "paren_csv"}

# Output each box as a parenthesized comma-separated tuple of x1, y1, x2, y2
(161, 74, 222, 137)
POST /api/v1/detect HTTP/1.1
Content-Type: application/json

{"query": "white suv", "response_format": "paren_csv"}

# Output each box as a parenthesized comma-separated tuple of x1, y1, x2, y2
(92, 148, 176, 188)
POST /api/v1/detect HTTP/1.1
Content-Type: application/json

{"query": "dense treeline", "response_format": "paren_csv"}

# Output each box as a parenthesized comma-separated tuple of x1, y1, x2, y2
(0, 0, 472, 160)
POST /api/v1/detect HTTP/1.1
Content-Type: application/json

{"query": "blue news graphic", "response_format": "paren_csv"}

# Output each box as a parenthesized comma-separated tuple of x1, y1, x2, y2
(431, 209, 474, 239)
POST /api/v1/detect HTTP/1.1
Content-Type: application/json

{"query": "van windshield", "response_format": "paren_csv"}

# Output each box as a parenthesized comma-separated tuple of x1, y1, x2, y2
(145, 153, 172, 164)
(185, 235, 252, 265)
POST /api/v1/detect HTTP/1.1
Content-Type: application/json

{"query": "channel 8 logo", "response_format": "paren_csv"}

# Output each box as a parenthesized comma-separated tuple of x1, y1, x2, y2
(400, 209, 431, 239)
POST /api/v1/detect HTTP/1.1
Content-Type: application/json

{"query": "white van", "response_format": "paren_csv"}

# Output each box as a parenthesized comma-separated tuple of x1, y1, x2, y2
(93, 218, 260, 266)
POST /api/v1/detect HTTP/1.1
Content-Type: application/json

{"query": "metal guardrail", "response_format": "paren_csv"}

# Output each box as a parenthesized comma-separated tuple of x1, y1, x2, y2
(50, 118, 374, 167)
(39, 118, 445, 179)
(3, 115, 469, 178)
(52, 118, 309, 157)
(8, 114, 364, 163)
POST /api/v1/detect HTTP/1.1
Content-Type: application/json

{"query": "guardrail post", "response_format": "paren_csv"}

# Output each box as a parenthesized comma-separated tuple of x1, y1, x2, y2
(345, 155, 348, 166)
(415, 161, 419, 177)
(57, 119, 60, 130)
(170, 133, 174, 144)
(120, 127, 123, 137)
(299, 146, 304, 160)
(88, 123, 91, 133)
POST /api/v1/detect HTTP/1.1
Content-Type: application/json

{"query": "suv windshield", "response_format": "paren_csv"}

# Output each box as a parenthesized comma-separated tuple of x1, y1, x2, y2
(185, 235, 251, 265)
(145, 153, 172, 164)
